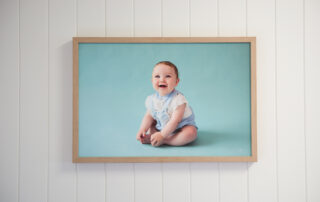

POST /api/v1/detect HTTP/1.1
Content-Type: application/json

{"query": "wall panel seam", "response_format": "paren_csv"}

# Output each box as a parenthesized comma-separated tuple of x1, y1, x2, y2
(105, 0, 107, 36)
(188, 1, 191, 201)
(104, 1, 108, 201)
(274, 0, 279, 201)
(217, 0, 220, 36)
(133, 164, 136, 202)
(75, 164, 78, 202)
(246, 1, 249, 201)
(218, 163, 221, 202)
(161, 163, 164, 202)
(302, 0, 308, 201)
(132, 0, 135, 201)
(189, 163, 192, 202)
(104, 164, 107, 202)
(132, 0, 135, 37)
(47, 0, 50, 201)
(75, 0, 79, 201)
(189, 0, 191, 37)
(18, 0, 21, 201)
(245, 0, 248, 36)
(106, 0, 108, 199)
(161, 0, 163, 37)
(160, 1, 164, 201)
(247, 163, 250, 202)
(75, 0, 78, 36)
(217, 2, 220, 202)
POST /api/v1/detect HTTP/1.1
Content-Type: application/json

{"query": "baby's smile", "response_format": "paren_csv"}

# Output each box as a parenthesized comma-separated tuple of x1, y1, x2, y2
(159, 84, 167, 88)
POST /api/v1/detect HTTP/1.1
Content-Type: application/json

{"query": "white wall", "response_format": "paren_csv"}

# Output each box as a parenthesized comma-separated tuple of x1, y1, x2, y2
(1, 0, 319, 201)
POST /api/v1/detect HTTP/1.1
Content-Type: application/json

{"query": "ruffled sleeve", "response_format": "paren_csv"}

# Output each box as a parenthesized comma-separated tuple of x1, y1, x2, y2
(145, 95, 152, 111)
(171, 93, 188, 111)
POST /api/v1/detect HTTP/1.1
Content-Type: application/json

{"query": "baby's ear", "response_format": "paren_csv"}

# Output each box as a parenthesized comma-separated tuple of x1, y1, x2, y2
(176, 78, 180, 85)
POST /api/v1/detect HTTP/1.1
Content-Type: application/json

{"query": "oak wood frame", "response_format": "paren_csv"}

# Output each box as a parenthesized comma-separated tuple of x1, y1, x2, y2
(73, 37, 257, 163)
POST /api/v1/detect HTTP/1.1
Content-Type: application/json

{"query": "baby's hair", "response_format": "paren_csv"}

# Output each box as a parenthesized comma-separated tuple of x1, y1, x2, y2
(155, 61, 179, 79)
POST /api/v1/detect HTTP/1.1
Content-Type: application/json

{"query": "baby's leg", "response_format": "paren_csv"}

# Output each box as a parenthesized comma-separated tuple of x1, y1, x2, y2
(163, 125, 197, 146)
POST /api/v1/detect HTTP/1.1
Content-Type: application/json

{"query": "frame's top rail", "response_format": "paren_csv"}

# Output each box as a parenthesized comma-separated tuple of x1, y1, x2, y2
(73, 37, 256, 44)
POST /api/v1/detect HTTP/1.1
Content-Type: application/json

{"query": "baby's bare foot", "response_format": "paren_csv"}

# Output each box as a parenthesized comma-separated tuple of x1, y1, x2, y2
(141, 134, 151, 144)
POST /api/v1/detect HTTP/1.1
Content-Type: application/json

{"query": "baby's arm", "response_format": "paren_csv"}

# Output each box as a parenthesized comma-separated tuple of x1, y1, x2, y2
(136, 111, 154, 141)
(151, 103, 186, 146)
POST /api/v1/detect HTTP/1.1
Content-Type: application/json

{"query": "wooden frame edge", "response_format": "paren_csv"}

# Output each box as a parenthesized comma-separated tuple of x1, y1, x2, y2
(73, 156, 257, 163)
(73, 37, 79, 163)
(73, 36, 256, 44)
(72, 37, 257, 163)
(250, 37, 258, 162)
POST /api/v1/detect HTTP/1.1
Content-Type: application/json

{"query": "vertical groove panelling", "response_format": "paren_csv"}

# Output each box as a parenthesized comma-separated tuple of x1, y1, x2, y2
(303, 1, 308, 200)
(134, 163, 162, 202)
(216, 0, 220, 36)
(162, 0, 189, 37)
(218, 0, 246, 36)
(190, 163, 220, 202)
(133, 0, 163, 201)
(0, 0, 19, 202)
(276, 0, 306, 201)
(161, 1, 191, 202)
(189, 1, 219, 201)
(303, 2, 307, 201)
(48, 0, 77, 201)
(105, 1, 136, 202)
(162, 163, 190, 202)
(77, 0, 106, 36)
(74, 0, 79, 200)
(104, 164, 107, 202)
(190, 0, 218, 37)
(18, 0, 22, 199)
(188, 0, 191, 36)
(106, 0, 133, 36)
(305, 0, 320, 202)
(247, 0, 278, 201)
(74, 0, 78, 35)
(218, 1, 248, 202)
(19, 0, 49, 201)
(274, 1, 280, 201)
(105, 0, 107, 36)
(104, 0, 107, 201)
(134, 0, 161, 36)
(47, 1, 50, 200)
(77, 0, 107, 201)
(106, 164, 135, 202)
(77, 164, 106, 202)
(220, 163, 248, 202)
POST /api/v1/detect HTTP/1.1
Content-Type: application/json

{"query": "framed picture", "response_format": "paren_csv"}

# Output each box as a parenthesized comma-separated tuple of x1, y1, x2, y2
(73, 37, 257, 163)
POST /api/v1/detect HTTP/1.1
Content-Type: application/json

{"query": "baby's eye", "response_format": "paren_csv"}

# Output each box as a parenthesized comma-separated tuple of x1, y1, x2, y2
(166, 75, 171, 78)
(154, 75, 160, 78)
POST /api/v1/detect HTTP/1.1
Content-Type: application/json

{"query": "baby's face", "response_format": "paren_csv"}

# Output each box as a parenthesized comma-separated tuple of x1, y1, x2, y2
(152, 64, 179, 96)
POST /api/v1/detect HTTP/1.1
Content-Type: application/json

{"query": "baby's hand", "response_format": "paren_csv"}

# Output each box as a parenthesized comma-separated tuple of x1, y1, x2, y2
(151, 132, 165, 147)
(136, 130, 146, 142)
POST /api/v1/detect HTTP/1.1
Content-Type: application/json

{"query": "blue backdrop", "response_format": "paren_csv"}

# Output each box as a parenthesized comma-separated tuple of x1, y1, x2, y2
(78, 42, 251, 157)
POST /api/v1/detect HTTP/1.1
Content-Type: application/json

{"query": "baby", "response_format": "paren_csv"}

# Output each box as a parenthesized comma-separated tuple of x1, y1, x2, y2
(136, 61, 197, 147)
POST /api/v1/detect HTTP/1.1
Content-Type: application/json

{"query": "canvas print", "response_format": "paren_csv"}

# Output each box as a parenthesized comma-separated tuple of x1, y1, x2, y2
(73, 37, 257, 162)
